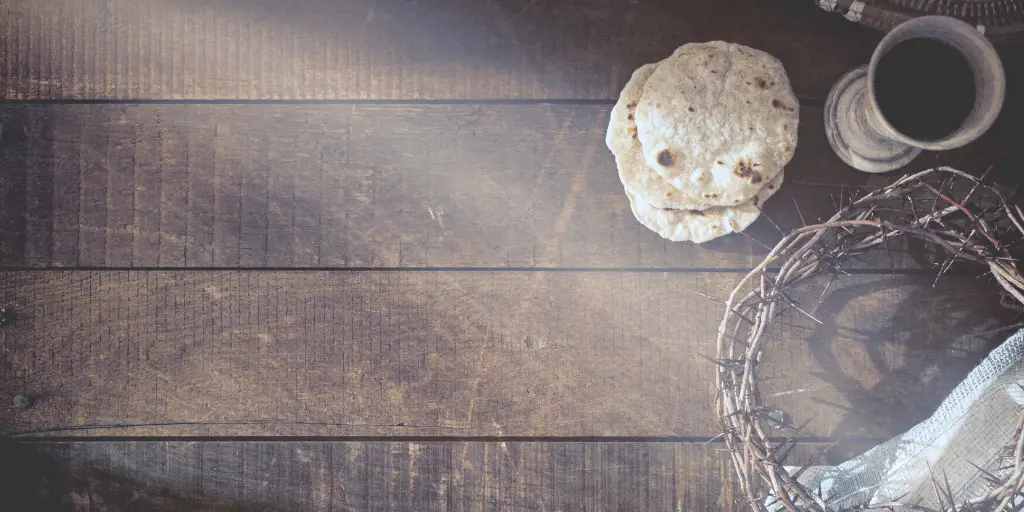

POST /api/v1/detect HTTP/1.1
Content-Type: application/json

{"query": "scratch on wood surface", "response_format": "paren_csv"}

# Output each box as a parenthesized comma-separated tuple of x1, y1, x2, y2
(408, 443, 421, 495)
(364, 0, 376, 26)
(518, 0, 538, 15)
(427, 206, 445, 229)
(552, 131, 597, 235)
(492, 420, 520, 478)
(532, 115, 574, 193)
(455, 376, 484, 488)
(312, 450, 331, 512)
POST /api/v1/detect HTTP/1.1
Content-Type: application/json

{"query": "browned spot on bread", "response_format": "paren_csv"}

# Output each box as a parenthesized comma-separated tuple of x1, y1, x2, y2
(655, 102, 661, 108)
(754, 77, 770, 89)
(689, 209, 703, 216)
(752, 196, 759, 206)
(703, 193, 718, 199)
(666, 191, 673, 197)
(657, 150, 673, 167)
(627, 102, 637, 109)
(768, 184, 775, 190)
(688, 106, 695, 112)
(716, 160, 725, 165)
(733, 159, 763, 184)
(783, 143, 792, 152)
(627, 113, 634, 120)
(771, 99, 795, 112)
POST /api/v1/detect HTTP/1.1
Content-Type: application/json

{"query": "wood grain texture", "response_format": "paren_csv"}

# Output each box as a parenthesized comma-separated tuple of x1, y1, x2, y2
(0, 270, 1011, 438)
(1, 103, 1013, 270)
(0, 440, 851, 512)
(0, 0, 880, 100)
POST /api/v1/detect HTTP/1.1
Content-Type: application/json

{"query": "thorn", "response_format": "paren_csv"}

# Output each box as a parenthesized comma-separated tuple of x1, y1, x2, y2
(933, 257, 955, 288)
(684, 288, 726, 304)
(961, 170, 988, 206)
(793, 197, 807, 227)
(703, 430, 729, 445)
(774, 417, 815, 463)
(819, 271, 840, 301)
(879, 226, 896, 275)
(761, 210, 787, 237)
(698, 353, 746, 370)
(740, 230, 775, 252)
(965, 460, 1003, 485)
(980, 164, 994, 182)
(778, 290, 823, 325)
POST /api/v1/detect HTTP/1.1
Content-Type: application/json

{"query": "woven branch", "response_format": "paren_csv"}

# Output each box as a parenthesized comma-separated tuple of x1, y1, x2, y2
(715, 167, 1024, 511)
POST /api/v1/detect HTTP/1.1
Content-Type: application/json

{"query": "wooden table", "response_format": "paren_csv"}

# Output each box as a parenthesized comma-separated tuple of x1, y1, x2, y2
(1, 1, 1023, 509)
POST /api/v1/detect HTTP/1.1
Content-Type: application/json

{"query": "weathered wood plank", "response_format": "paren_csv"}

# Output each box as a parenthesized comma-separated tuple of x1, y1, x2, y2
(78, 105, 110, 266)
(0, 107, 28, 264)
(1, 103, 1011, 269)
(186, 120, 218, 267)
(1, 0, 880, 100)
(21, 108, 54, 264)
(1, 440, 848, 512)
(0, 270, 1011, 438)
(130, 111, 163, 267)
(48, 105, 83, 266)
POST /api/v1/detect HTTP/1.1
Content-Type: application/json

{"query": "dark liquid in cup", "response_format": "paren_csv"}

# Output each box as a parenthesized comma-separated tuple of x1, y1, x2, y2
(873, 37, 976, 141)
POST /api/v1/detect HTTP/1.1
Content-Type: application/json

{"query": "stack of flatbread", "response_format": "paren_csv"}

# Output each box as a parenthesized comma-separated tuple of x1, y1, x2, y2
(606, 42, 800, 243)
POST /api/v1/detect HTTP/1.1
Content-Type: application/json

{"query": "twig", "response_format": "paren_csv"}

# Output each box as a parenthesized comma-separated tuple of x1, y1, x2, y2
(923, 181, 1000, 249)
(714, 167, 1024, 512)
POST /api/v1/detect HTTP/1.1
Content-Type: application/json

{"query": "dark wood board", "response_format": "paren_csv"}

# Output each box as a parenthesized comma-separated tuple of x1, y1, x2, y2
(0, 270, 1012, 439)
(0, 440, 861, 512)
(3, 1, 1024, 508)
(0, 103, 1015, 270)
(0, 0, 880, 100)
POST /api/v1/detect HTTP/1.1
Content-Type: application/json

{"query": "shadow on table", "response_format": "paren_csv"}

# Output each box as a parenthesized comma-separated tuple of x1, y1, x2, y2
(799, 275, 1013, 451)
(0, 442, 280, 512)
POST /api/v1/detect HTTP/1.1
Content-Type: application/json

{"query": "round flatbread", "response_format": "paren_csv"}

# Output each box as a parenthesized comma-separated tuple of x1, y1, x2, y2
(607, 62, 695, 208)
(635, 42, 798, 208)
(626, 170, 783, 243)
(610, 42, 798, 210)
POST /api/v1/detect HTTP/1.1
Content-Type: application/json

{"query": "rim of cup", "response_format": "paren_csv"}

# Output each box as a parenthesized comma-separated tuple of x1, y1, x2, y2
(866, 15, 1005, 151)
